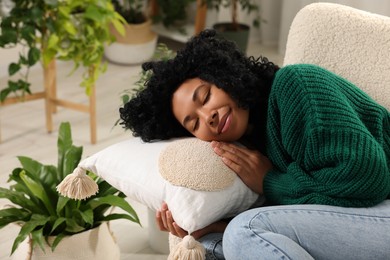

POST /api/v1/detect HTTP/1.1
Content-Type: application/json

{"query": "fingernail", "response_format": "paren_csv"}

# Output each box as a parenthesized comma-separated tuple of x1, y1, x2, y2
(214, 147, 222, 154)
(162, 202, 168, 210)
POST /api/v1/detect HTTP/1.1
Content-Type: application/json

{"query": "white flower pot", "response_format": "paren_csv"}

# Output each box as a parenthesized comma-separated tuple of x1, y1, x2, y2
(105, 19, 158, 65)
(12, 222, 120, 260)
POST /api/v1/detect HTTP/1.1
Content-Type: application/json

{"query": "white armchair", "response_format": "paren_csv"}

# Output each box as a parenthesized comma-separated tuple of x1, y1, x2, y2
(284, 2, 390, 111)
(149, 2, 390, 256)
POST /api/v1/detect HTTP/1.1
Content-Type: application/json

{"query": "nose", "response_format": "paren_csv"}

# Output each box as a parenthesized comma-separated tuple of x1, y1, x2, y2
(203, 110, 217, 126)
(198, 107, 218, 127)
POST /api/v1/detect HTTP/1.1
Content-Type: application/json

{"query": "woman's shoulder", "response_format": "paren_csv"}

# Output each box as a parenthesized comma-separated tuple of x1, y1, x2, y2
(271, 64, 327, 97)
(272, 63, 348, 94)
(276, 63, 333, 79)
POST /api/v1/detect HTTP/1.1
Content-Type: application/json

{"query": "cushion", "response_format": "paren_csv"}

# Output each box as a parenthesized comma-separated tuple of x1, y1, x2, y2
(284, 2, 390, 111)
(79, 137, 262, 233)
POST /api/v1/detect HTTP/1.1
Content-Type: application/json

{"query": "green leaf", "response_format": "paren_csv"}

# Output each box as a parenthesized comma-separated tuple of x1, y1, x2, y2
(27, 47, 41, 66)
(47, 34, 59, 50)
(0, 29, 18, 45)
(77, 208, 94, 226)
(101, 213, 141, 224)
(51, 233, 65, 252)
(88, 195, 140, 224)
(84, 6, 103, 22)
(31, 6, 45, 19)
(51, 217, 66, 234)
(8, 63, 21, 76)
(111, 19, 125, 36)
(0, 187, 37, 212)
(18, 156, 58, 190)
(57, 122, 82, 179)
(31, 228, 46, 253)
(63, 146, 83, 178)
(96, 180, 119, 197)
(18, 157, 44, 179)
(56, 196, 70, 214)
(0, 208, 31, 229)
(0, 88, 11, 102)
(63, 21, 77, 35)
(17, 79, 32, 94)
(11, 217, 49, 254)
(64, 218, 85, 233)
(20, 171, 56, 216)
(21, 25, 36, 43)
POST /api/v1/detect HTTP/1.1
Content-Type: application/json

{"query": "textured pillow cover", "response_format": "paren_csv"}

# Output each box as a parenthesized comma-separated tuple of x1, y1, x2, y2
(79, 137, 261, 233)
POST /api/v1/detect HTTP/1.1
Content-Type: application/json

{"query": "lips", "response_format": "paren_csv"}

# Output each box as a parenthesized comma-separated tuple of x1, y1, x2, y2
(218, 110, 231, 134)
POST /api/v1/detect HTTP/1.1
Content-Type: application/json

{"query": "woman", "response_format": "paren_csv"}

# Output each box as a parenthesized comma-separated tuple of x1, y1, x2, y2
(119, 30, 390, 259)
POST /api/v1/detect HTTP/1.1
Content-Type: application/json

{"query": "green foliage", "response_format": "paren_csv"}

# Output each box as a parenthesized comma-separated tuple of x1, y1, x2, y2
(0, 0, 126, 101)
(111, 0, 146, 24)
(153, 0, 196, 29)
(0, 122, 140, 255)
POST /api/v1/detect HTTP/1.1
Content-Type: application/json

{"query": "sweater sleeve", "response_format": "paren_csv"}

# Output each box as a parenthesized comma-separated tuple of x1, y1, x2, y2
(263, 64, 390, 207)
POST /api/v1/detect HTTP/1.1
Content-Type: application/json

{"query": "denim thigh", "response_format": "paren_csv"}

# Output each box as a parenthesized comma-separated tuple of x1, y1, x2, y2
(199, 232, 225, 260)
(223, 200, 390, 260)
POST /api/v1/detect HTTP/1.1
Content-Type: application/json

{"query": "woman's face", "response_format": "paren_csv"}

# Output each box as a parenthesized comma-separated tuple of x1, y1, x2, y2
(172, 77, 249, 142)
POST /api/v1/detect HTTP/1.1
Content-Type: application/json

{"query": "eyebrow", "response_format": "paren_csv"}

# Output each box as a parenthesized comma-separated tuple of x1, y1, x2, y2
(182, 82, 206, 126)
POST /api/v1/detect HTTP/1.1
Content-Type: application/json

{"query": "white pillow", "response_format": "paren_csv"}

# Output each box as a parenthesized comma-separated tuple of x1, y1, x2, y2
(79, 137, 261, 233)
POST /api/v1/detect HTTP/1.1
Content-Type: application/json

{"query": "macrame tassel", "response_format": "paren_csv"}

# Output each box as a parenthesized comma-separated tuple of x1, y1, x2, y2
(56, 167, 98, 200)
(169, 235, 206, 260)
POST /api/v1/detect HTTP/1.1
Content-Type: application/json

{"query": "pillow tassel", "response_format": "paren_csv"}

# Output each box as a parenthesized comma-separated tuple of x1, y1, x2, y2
(168, 235, 206, 260)
(56, 167, 98, 200)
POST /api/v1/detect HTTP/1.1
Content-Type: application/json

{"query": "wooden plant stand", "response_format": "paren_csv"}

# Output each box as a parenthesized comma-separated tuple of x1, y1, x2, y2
(0, 60, 97, 144)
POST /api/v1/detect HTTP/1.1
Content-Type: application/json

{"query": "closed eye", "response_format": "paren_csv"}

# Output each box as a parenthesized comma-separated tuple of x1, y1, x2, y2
(193, 119, 199, 131)
(203, 89, 211, 105)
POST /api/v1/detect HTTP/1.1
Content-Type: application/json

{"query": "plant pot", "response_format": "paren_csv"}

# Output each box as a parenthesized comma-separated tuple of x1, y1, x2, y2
(213, 23, 250, 53)
(105, 19, 158, 65)
(12, 222, 120, 260)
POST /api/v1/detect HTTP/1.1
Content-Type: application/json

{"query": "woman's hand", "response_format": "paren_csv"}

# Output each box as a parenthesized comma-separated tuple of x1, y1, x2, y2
(211, 141, 273, 194)
(156, 202, 228, 239)
(156, 202, 187, 238)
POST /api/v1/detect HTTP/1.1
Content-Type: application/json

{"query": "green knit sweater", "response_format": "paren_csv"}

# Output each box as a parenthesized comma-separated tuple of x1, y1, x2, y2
(263, 64, 390, 207)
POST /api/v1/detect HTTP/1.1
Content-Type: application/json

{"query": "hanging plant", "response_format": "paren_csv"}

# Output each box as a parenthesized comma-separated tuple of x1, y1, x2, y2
(0, 0, 126, 101)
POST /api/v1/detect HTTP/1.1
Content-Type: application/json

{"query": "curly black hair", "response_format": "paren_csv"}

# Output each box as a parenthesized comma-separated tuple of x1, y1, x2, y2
(119, 29, 279, 148)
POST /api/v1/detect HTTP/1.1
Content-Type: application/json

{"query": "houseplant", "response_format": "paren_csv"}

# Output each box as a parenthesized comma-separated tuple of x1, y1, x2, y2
(0, 122, 140, 257)
(104, 0, 158, 64)
(205, 0, 261, 52)
(0, 0, 125, 100)
(152, 0, 197, 34)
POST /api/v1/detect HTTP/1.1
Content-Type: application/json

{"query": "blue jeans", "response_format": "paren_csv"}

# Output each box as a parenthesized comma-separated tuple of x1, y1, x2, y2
(200, 200, 390, 260)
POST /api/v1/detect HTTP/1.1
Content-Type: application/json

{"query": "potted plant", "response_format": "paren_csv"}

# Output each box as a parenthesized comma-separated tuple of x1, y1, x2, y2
(205, 0, 261, 52)
(0, 0, 125, 100)
(0, 122, 140, 258)
(151, 0, 198, 35)
(104, 0, 158, 65)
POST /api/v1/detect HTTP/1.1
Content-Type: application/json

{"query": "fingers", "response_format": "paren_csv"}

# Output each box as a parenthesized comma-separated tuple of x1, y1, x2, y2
(211, 141, 251, 171)
(211, 141, 271, 194)
(156, 202, 168, 232)
(212, 141, 245, 156)
(156, 202, 187, 238)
